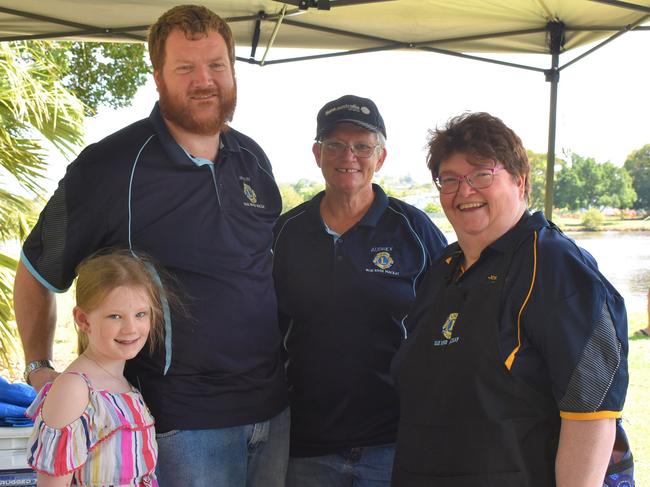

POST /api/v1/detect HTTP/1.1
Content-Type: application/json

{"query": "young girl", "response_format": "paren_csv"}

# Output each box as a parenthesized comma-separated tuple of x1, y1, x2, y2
(26, 251, 166, 486)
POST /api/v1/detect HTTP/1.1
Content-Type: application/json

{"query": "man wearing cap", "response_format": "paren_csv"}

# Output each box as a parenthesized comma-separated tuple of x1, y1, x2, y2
(272, 95, 447, 485)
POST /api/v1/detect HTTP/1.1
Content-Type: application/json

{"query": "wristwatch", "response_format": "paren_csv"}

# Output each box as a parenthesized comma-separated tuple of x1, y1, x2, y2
(23, 359, 55, 385)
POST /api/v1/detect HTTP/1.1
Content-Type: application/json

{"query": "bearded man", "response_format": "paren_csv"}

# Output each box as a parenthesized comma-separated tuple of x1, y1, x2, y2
(13, 5, 288, 486)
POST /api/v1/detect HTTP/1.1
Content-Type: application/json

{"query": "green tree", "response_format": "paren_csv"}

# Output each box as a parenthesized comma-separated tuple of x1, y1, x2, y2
(624, 144, 650, 210)
(278, 184, 304, 213)
(293, 179, 324, 200)
(50, 41, 150, 116)
(554, 153, 636, 210)
(423, 202, 442, 214)
(527, 150, 548, 211)
(1, 41, 86, 369)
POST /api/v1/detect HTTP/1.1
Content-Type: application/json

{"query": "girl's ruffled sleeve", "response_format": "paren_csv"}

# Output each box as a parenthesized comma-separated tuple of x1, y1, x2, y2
(25, 385, 92, 476)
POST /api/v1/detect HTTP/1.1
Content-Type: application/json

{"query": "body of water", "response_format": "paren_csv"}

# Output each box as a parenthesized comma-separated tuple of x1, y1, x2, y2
(573, 231, 650, 315)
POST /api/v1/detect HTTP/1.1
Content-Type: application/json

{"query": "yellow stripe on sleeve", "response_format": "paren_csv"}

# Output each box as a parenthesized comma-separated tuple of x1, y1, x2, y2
(560, 410, 623, 420)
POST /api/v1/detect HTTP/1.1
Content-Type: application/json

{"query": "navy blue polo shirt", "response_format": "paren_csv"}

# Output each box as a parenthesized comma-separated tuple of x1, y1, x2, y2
(407, 211, 628, 419)
(21, 103, 287, 432)
(272, 184, 447, 457)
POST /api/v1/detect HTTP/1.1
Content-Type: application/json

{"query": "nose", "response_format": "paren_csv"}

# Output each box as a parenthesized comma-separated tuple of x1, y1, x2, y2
(457, 177, 476, 196)
(121, 316, 137, 334)
(341, 145, 358, 160)
(192, 65, 214, 86)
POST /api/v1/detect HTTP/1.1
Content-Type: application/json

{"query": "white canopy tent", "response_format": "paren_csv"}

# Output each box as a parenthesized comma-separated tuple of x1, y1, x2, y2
(1, 0, 649, 216)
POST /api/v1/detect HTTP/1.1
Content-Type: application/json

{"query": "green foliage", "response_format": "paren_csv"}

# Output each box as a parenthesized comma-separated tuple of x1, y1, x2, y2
(624, 144, 650, 210)
(1, 41, 86, 371)
(554, 153, 636, 210)
(49, 41, 150, 116)
(293, 179, 324, 200)
(279, 184, 304, 213)
(527, 150, 549, 211)
(423, 202, 442, 214)
(581, 208, 605, 231)
(526, 150, 569, 211)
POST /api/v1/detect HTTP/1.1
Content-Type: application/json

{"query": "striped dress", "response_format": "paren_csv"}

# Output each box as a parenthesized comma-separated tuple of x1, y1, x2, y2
(26, 372, 158, 486)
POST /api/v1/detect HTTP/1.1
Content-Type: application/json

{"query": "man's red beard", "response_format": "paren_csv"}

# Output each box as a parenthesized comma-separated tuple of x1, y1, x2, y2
(158, 78, 237, 136)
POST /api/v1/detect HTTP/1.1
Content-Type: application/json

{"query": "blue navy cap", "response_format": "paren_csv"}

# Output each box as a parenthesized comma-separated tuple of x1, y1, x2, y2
(316, 95, 386, 140)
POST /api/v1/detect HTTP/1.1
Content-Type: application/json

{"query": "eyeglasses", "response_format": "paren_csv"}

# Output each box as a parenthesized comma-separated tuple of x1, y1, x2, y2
(434, 166, 504, 194)
(320, 140, 380, 159)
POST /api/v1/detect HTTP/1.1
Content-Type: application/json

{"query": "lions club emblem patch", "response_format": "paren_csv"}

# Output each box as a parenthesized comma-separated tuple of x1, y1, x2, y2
(373, 251, 394, 270)
(243, 182, 257, 204)
(441, 312, 458, 340)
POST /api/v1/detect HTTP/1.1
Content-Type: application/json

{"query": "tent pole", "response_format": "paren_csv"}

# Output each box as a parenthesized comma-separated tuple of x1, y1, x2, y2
(544, 54, 559, 219)
(544, 22, 565, 220)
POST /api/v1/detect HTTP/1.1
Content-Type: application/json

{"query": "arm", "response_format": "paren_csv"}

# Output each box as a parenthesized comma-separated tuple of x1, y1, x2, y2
(34, 373, 89, 486)
(13, 260, 59, 390)
(555, 418, 615, 487)
(37, 473, 74, 486)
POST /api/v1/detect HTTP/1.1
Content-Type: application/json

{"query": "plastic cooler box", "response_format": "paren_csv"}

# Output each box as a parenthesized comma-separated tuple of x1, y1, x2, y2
(0, 427, 36, 486)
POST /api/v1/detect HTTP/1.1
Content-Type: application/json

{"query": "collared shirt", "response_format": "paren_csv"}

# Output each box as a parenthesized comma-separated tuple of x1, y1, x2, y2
(22, 103, 287, 432)
(408, 211, 628, 419)
(273, 184, 447, 456)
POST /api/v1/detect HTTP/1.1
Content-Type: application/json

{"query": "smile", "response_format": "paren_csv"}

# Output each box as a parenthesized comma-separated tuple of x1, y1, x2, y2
(458, 202, 486, 210)
(335, 168, 360, 173)
(115, 338, 141, 345)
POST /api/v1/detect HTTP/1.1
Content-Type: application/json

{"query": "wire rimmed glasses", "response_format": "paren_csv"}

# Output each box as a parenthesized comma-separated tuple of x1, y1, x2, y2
(434, 166, 504, 194)
(320, 140, 380, 159)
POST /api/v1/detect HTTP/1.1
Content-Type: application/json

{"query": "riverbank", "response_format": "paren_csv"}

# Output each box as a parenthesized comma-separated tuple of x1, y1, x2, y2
(431, 215, 650, 234)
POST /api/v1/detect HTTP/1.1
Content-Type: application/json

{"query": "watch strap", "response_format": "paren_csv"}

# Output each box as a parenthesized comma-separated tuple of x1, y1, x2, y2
(24, 359, 55, 385)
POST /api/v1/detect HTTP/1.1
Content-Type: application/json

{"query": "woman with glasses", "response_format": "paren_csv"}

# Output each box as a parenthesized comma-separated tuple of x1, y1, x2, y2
(391, 112, 631, 487)
(272, 95, 447, 486)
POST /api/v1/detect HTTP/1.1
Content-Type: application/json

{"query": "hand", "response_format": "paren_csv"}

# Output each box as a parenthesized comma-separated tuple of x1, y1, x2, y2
(29, 367, 59, 391)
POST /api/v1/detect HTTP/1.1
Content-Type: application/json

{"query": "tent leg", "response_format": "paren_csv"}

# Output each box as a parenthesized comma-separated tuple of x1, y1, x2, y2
(545, 54, 559, 220)
(543, 21, 564, 220)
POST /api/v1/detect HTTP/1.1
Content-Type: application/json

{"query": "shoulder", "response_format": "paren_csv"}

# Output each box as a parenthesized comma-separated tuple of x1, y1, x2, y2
(386, 196, 448, 254)
(40, 373, 90, 429)
(224, 127, 271, 165)
(66, 118, 155, 179)
(531, 226, 603, 292)
(274, 199, 314, 236)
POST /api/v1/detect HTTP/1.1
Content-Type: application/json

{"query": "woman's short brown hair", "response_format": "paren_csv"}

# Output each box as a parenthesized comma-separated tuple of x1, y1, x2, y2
(148, 4, 236, 71)
(426, 112, 531, 199)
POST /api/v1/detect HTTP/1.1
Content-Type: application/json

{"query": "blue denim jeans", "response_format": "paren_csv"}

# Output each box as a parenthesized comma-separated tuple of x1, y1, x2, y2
(155, 407, 289, 487)
(286, 444, 395, 487)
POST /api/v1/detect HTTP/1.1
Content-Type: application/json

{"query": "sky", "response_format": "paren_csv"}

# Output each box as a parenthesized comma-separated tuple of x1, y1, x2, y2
(54, 29, 650, 191)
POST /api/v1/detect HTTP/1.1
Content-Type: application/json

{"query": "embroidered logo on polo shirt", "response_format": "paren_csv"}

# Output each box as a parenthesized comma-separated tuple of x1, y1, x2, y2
(365, 246, 399, 276)
(434, 312, 460, 346)
(240, 179, 265, 209)
(373, 251, 394, 270)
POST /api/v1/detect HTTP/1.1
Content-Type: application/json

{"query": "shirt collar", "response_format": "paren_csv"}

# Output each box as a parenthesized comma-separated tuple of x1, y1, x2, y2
(304, 183, 389, 233)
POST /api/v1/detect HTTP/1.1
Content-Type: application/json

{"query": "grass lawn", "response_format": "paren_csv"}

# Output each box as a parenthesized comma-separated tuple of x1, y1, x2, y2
(625, 312, 649, 485)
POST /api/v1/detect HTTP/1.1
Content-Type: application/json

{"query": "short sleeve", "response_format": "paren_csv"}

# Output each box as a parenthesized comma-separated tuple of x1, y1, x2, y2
(27, 411, 92, 476)
(21, 148, 113, 292)
(525, 233, 628, 418)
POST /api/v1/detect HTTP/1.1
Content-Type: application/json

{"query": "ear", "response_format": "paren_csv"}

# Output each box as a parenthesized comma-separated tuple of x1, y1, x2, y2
(515, 173, 526, 199)
(153, 69, 162, 92)
(73, 306, 91, 334)
(375, 147, 387, 173)
(312, 142, 322, 168)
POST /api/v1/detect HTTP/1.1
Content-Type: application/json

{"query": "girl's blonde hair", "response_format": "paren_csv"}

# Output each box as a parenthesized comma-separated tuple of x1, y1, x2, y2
(74, 250, 166, 355)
